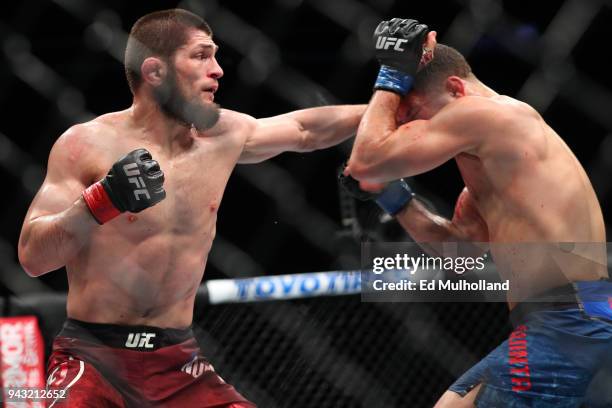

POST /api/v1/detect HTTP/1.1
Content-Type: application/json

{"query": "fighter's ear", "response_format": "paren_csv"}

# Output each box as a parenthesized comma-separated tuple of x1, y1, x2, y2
(141, 57, 167, 87)
(446, 76, 466, 98)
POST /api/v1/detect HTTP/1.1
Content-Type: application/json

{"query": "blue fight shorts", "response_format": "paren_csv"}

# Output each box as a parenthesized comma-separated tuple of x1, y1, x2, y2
(449, 279, 612, 407)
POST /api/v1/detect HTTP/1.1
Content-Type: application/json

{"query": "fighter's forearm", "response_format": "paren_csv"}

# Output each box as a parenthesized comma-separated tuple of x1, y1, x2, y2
(350, 91, 399, 169)
(295, 104, 366, 150)
(18, 197, 98, 277)
(395, 198, 468, 258)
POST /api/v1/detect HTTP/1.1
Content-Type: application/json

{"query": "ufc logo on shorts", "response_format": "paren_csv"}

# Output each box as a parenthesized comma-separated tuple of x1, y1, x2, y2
(376, 36, 408, 51)
(125, 332, 156, 349)
(47, 363, 68, 387)
(123, 163, 152, 201)
(181, 356, 216, 379)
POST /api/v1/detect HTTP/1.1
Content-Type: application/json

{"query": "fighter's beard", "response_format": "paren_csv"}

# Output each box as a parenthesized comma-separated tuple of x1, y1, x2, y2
(153, 72, 220, 131)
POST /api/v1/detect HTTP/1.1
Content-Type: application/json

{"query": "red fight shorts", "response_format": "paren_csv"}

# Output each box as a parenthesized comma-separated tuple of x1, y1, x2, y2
(45, 318, 256, 408)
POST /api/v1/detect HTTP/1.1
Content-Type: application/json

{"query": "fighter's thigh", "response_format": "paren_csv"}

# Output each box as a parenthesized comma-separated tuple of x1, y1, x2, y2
(433, 384, 482, 408)
(46, 357, 125, 408)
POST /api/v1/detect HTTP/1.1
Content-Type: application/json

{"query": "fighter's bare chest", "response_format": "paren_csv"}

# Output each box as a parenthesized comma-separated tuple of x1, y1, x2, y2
(161, 158, 226, 208)
(97, 138, 241, 233)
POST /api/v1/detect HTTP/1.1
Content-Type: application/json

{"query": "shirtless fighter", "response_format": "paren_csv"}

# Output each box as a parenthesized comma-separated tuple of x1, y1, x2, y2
(18, 9, 364, 407)
(341, 18, 612, 406)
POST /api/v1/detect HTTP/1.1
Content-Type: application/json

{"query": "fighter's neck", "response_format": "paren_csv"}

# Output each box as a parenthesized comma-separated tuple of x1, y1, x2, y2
(467, 79, 499, 98)
(129, 96, 195, 152)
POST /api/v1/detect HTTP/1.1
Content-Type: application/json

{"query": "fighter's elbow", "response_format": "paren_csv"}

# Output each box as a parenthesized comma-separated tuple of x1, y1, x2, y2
(18, 246, 43, 277)
(21, 266, 43, 278)
(298, 131, 318, 152)
(348, 148, 384, 181)
(17, 237, 50, 278)
(347, 161, 373, 181)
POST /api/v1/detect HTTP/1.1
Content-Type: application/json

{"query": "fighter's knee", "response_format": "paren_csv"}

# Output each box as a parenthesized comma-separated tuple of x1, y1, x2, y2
(433, 384, 481, 408)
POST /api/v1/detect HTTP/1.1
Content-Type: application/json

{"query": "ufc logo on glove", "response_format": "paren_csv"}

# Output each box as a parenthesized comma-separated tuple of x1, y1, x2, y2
(376, 36, 408, 51)
(123, 163, 151, 201)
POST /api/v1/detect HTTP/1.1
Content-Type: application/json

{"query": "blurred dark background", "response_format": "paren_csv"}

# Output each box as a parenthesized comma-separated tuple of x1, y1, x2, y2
(1, 1, 611, 406)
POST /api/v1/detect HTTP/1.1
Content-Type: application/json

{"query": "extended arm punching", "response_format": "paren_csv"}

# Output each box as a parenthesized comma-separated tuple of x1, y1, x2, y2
(239, 105, 366, 164)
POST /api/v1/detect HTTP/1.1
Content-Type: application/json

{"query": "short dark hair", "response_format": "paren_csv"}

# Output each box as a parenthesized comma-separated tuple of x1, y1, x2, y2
(124, 9, 212, 94)
(414, 44, 472, 93)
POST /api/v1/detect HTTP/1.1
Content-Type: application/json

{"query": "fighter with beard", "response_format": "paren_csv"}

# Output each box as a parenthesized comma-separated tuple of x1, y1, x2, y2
(18, 9, 364, 408)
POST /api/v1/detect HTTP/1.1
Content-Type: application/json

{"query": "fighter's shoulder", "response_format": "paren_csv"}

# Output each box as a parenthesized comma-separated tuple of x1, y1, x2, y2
(440, 96, 539, 133)
(63, 110, 122, 136)
(219, 108, 257, 128)
(452, 95, 539, 124)
(488, 95, 540, 120)
(51, 113, 122, 164)
(211, 109, 257, 140)
(446, 95, 531, 117)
